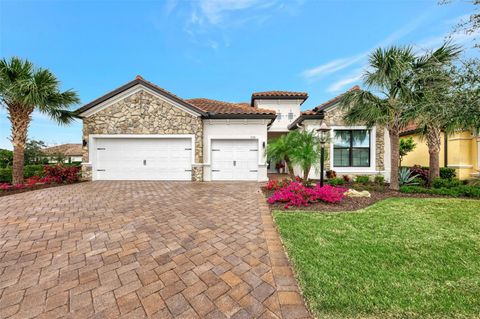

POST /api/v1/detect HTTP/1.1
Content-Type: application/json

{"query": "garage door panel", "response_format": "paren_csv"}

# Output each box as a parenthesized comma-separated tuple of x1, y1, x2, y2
(211, 139, 258, 181)
(95, 138, 191, 180)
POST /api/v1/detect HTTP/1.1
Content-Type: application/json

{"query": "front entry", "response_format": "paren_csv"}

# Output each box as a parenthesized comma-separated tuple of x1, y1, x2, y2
(211, 139, 259, 181)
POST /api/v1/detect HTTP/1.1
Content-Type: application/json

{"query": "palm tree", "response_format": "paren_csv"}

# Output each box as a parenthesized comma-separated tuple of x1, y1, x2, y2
(408, 44, 461, 183)
(0, 57, 79, 184)
(266, 134, 296, 178)
(289, 130, 323, 181)
(340, 45, 459, 190)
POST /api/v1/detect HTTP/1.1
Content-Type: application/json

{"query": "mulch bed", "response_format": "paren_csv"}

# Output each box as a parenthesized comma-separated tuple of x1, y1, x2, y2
(0, 181, 85, 198)
(262, 186, 459, 212)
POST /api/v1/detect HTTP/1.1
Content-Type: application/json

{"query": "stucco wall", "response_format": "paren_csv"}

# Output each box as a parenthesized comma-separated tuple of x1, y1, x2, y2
(402, 130, 479, 180)
(255, 99, 302, 132)
(81, 90, 203, 181)
(203, 119, 269, 181)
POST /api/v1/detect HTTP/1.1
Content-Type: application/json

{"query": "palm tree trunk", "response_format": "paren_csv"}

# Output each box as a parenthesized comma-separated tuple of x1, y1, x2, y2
(389, 129, 400, 191)
(285, 156, 295, 179)
(426, 126, 442, 185)
(303, 165, 311, 181)
(9, 104, 33, 185)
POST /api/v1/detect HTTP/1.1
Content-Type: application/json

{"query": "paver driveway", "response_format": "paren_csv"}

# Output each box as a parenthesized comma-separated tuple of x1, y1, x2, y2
(0, 181, 309, 319)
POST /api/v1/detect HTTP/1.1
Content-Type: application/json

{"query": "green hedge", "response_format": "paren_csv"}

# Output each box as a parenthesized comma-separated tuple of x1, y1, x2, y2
(400, 185, 480, 198)
(0, 165, 45, 183)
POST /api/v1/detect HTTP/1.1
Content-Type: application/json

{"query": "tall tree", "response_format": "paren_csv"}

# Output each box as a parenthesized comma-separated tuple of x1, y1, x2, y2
(340, 46, 417, 190)
(340, 45, 458, 190)
(407, 44, 462, 183)
(0, 57, 79, 184)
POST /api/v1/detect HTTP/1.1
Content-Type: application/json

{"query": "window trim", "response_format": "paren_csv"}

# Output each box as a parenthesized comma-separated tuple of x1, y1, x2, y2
(333, 129, 371, 167)
(330, 126, 377, 172)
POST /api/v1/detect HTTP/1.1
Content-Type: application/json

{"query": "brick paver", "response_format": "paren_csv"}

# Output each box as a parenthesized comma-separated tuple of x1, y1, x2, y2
(0, 181, 310, 318)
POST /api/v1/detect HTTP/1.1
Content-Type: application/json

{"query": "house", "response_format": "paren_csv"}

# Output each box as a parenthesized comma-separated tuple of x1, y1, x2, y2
(42, 144, 83, 163)
(288, 86, 391, 181)
(75, 76, 297, 181)
(400, 126, 479, 180)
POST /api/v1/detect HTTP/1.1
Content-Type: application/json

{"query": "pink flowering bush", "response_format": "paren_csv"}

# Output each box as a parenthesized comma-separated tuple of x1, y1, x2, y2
(267, 182, 347, 209)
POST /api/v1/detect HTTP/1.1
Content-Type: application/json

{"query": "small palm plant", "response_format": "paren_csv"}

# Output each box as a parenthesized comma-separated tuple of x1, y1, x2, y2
(266, 133, 296, 178)
(289, 130, 324, 181)
(0, 57, 79, 184)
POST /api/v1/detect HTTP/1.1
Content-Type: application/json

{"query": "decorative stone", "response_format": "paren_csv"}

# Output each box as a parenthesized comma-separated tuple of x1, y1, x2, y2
(82, 90, 203, 181)
(344, 189, 371, 198)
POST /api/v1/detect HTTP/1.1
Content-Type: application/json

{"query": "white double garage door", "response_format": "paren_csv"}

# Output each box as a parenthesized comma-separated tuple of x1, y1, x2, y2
(93, 137, 258, 181)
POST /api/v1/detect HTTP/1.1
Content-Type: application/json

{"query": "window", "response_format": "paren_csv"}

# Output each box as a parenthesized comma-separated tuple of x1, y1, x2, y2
(333, 130, 370, 167)
(288, 112, 294, 120)
(277, 112, 282, 120)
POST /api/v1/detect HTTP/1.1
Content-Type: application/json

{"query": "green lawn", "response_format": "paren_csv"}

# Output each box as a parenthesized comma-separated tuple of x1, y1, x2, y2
(274, 198, 480, 319)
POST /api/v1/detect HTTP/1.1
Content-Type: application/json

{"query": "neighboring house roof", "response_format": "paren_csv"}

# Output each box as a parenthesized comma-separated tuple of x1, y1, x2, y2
(75, 76, 208, 116)
(187, 98, 276, 116)
(250, 91, 308, 106)
(287, 85, 360, 130)
(42, 144, 82, 156)
(400, 122, 421, 136)
(75, 76, 276, 120)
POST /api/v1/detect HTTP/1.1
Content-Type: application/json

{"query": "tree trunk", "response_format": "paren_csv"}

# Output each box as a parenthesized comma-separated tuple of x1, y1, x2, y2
(303, 165, 311, 181)
(8, 104, 33, 185)
(389, 129, 400, 191)
(285, 156, 295, 179)
(426, 125, 442, 185)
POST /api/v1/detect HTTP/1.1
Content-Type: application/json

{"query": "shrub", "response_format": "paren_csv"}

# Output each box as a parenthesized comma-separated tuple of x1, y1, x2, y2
(43, 164, 80, 183)
(432, 178, 462, 189)
(440, 167, 456, 180)
(326, 170, 336, 179)
(374, 175, 385, 184)
(400, 185, 480, 198)
(412, 177, 426, 187)
(265, 178, 291, 191)
(327, 177, 345, 186)
(355, 175, 370, 184)
(0, 164, 45, 183)
(342, 175, 351, 183)
(267, 182, 347, 208)
(409, 165, 428, 182)
(399, 167, 419, 185)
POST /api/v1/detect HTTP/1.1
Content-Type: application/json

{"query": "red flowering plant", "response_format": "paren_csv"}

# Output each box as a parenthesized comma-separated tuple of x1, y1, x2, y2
(265, 178, 292, 191)
(267, 182, 347, 208)
(43, 164, 80, 183)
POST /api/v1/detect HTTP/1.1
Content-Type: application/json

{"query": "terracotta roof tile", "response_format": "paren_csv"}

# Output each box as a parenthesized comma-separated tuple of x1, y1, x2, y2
(400, 122, 419, 134)
(311, 85, 361, 112)
(186, 98, 276, 115)
(42, 144, 82, 156)
(251, 91, 308, 99)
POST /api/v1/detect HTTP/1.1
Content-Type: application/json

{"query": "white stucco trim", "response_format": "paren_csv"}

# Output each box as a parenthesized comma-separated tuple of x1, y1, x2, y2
(87, 134, 196, 181)
(448, 164, 473, 169)
(79, 84, 202, 118)
(329, 125, 377, 173)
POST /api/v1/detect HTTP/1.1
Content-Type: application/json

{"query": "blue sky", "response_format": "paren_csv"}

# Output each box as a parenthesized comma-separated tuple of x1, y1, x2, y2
(0, 0, 477, 150)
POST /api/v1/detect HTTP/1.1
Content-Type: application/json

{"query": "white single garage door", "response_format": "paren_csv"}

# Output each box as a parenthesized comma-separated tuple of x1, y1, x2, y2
(94, 138, 192, 180)
(211, 139, 258, 181)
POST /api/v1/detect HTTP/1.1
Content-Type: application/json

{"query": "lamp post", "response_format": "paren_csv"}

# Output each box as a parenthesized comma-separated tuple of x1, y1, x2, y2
(317, 121, 330, 187)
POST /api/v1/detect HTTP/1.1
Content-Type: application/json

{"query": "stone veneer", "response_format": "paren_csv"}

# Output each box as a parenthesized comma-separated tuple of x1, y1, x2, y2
(81, 90, 203, 181)
(320, 106, 385, 172)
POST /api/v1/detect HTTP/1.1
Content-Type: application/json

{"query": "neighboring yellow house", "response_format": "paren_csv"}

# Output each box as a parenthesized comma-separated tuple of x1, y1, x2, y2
(400, 126, 480, 180)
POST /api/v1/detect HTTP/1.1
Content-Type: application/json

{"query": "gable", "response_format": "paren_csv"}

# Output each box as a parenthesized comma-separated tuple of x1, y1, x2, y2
(76, 78, 205, 118)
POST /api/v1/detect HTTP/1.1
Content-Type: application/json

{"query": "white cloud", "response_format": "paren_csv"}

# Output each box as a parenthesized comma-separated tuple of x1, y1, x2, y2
(198, 0, 265, 24)
(301, 56, 364, 79)
(302, 12, 431, 81)
(327, 69, 363, 93)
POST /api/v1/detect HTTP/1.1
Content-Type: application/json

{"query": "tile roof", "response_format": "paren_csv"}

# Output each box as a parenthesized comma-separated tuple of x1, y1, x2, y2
(186, 98, 276, 115)
(251, 91, 308, 99)
(311, 85, 361, 112)
(75, 76, 207, 116)
(42, 144, 82, 156)
(400, 122, 420, 135)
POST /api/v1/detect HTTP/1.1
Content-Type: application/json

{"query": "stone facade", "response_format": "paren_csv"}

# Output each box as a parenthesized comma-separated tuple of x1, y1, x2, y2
(82, 90, 203, 181)
(306, 105, 385, 174)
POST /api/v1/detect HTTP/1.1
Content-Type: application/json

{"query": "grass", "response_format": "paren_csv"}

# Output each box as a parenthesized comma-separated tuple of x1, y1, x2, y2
(274, 198, 480, 319)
